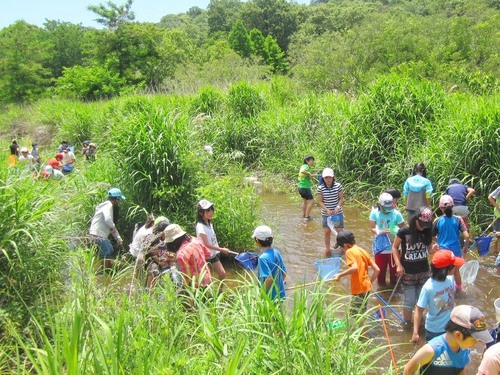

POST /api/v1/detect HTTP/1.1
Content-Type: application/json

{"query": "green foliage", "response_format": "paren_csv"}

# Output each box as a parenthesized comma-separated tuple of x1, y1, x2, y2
(190, 86, 225, 116)
(196, 171, 260, 250)
(227, 81, 266, 118)
(87, 0, 135, 29)
(55, 59, 126, 101)
(264, 35, 288, 74)
(228, 20, 252, 58)
(249, 28, 266, 58)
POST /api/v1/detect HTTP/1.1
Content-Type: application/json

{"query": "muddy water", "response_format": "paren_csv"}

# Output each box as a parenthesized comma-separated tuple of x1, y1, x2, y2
(228, 192, 500, 373)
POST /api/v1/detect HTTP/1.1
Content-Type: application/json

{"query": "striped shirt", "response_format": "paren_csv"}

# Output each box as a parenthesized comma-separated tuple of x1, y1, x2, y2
(317, 182, 343, 215)
(176, 238, 212, 287)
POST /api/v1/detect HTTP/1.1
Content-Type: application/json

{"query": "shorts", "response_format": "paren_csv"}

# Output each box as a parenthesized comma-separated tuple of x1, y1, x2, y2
(494, 218, 500, 232)
(298, 188, 314, 200)
(349, 292, 369, 316)
(93, 237, 114, 259)
(452, 205, 469, 218)
(402, 274, 428, 310)
(208, 252, 221, 264)
(322, 213, 344, 229)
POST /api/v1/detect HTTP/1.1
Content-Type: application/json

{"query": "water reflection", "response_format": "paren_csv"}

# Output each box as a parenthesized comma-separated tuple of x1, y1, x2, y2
(230, 192, 500, 373)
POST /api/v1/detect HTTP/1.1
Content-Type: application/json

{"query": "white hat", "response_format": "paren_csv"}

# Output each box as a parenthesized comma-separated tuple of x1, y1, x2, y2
(378, 193, 394, 208)
(252, 225, 273, 240)
(20, 147, 28, 153)
(322, 168, 334, 178)
(197, 199, 214, 210)
(163, 224, 186, 244)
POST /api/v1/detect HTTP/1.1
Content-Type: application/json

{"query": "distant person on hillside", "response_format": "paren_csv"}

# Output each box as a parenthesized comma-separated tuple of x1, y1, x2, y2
(17, 147, 36, 171)
(8, 139, 19, 167)
(62, 147, 76, 174)
(445, 178, 475, 229)
(57, 140, 69, 153)
(403, 162, 433, 220)
(298, 155, 316, 221)
(89, 188, 125, 270)
(317, 167, 344, 257)
(31, 143, 40, 166)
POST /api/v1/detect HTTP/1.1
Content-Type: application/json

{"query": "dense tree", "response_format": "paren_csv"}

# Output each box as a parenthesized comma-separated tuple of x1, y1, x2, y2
(249, 28, 266, 59)
(228, 20, 252, 58)
(0, 21, 51, 103)
(87, 0, 135, 29)
(207, 0, 243, 34)
(264, 35, 288, 73)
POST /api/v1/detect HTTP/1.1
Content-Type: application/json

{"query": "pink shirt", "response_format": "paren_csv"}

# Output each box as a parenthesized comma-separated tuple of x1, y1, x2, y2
(478, 343, 500, 375)
(176, 238, 212, 287)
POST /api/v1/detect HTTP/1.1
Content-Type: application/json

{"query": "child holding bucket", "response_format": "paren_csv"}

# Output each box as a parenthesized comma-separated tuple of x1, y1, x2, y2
(411, 250, 464, 344)
(432, 195, 470, 292)
(332, 231, 380, 315)
(369, 192, 404, 289)
(317, 167, 344, 257)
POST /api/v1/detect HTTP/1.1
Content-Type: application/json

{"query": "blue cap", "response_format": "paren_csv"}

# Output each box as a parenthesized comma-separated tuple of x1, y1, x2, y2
(108, 188, 126, 200)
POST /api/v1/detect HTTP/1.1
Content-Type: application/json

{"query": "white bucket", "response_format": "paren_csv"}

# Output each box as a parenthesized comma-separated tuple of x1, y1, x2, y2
(495, 298, 500, 322)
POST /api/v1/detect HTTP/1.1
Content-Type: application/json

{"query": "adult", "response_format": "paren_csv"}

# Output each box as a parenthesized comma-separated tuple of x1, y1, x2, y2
(57, 140, 69, 153)
(48, 153, 63, 171)
(403, 162, 433, 220)
(478, 342, 500, 374)
(164, 224, 212, 288)
(31, 143, 41, 165)
(17, 147, 36, 170)
(196, 199, 232, 281)
(369, 192, 404, 288)
(446, 178, 475, 228)
(62, 147, 76, 174)
(298, 155, 315, 221)
(433, 195, 470, 292)
(317, 167, 344, 257)
(89, 188, 125, 269)
(128, 213, 155, 258)
(392, 206, 434, 326)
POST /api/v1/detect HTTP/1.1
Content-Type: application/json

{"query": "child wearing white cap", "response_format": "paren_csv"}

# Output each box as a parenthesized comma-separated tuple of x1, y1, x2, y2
(252, 225, 287, 301)
(404, 305, 493, 375)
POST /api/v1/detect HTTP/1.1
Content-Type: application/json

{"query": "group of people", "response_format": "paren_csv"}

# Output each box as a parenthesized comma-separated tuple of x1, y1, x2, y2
(89, 190, 287, 301)
(7, 138, 97, 179)
(298, 158, 500, 373)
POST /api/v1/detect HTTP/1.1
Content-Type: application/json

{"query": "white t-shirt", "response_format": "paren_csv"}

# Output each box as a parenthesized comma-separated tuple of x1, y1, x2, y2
(196, 222, 219, 257)
(129, 225, 153, 257)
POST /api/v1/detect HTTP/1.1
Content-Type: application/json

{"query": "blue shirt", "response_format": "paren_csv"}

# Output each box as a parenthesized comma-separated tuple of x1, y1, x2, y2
(417, 276, 455, 334)
(403, 175, 433, 211)
(445, 183, 469, 206)
(258, 248, 287, 301)
(433, 216, 467, 256)
(421, 334, 470, 374)
(369, 208, 404, 254)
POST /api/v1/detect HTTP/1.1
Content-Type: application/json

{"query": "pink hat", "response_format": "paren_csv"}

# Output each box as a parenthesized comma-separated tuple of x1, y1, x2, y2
(439, 194, 454, 208)
(451, 305, 493, 343)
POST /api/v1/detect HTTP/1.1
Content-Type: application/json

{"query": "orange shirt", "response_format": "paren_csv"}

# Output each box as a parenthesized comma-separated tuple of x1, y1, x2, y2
(345, 244, 375, 295)
(176, 238, 212, 287)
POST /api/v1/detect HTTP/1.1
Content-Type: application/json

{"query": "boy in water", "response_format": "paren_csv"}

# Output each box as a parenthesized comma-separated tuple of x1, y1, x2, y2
(252, 225, 287, 301)
(332, 231, 380, 315)
(404, 305, 493, 375)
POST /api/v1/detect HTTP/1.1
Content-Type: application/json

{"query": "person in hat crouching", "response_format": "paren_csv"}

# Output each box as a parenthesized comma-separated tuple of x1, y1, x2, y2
(89, 188, 125, 269)
(164, 224, 212, 289)
(404, 305, 493, 375)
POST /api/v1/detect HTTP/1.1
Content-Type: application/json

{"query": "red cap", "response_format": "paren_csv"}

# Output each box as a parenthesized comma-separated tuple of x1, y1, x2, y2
(432, 250, 465, 268)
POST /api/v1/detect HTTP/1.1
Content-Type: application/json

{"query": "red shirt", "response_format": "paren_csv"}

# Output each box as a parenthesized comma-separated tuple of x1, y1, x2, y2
(48, 158, 62, 170)
(176, 238, 212, 287)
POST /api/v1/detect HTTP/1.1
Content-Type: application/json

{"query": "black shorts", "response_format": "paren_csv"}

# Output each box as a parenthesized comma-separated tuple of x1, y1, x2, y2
(208, 253, 221, 264)
(298, 188, 314, 200)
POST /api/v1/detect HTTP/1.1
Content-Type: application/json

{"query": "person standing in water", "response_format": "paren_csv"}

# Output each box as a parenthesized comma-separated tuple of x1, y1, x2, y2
(317, 167, 344, 257)
(403, 162, 433, 220)
(298, 155, 315, 221)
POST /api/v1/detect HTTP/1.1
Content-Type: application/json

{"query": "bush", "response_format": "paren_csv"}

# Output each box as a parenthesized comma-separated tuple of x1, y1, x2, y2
(227, 82, 266, 118)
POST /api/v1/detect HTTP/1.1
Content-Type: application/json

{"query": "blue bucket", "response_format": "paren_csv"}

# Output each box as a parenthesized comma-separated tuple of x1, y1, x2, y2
(235, 252, 259, 270)
(475, 236, 493, 256)
(315, 257, 342, 280)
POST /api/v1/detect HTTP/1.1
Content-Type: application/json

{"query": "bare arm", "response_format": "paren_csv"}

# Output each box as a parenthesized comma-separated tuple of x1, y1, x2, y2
(370, 259, 380, 283)
(488, 194, 500, 210)
(198, 233, 231, 254)
(403, 344, 435, 375)
(465, 187, 475, 200)
(412, 305, 425, 344)
(333, 262, 357, 282)
(392, 236, 404, 276)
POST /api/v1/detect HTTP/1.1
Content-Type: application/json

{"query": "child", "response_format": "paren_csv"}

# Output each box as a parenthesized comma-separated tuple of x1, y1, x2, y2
(332, 231, 380, 315)
(369, 192, 404, 288)
(392, 206, 434, 326)
(488, 186, 500, 274)
(317, 167, 344, 257)
(445, 178, 475, 228)
(146, 246, 181, 289)
(404, 305, 493, 375)
(384, 188, 402, 208)
(252, 225, 287, 301)
(298, 155, 315, 221)
(432, 195, 470, 292)
(164, 224, 212, 288)
(477, 342, 500, 374)
(403, 162, 433, 220)
(412, 250, 464, 344)
(196, 199, 232, 281)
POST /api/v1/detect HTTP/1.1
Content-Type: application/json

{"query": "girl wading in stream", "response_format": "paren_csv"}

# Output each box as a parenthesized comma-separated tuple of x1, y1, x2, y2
(392, 206, 434, 327)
